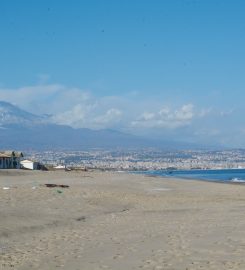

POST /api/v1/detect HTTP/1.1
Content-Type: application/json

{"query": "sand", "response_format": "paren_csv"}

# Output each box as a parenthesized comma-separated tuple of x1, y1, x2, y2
(1, 170, 245, 269)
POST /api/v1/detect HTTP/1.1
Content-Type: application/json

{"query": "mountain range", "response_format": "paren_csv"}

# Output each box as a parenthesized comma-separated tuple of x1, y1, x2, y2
(0, 101, 205, 150)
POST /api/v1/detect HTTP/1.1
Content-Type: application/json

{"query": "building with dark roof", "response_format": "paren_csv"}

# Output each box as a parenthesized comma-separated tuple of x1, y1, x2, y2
(0, 151, 24, 169)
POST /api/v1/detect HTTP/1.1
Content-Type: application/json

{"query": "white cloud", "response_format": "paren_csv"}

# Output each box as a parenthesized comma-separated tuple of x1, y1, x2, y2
(0, 84, 91, 115)
(220, 109, 234, 117)
(197, 107, 235, 119)
(94, 109, 122, 126)
(140, 112, 155, 121)
(198, 108, 213, 117)
(131, 104, 195, 129)
(0, 84, 124, 129)
(0, 84, 219, 134)
(174, 104, 194, 121)
(0, 84, 61, 113)
(51, 104, 94, 128)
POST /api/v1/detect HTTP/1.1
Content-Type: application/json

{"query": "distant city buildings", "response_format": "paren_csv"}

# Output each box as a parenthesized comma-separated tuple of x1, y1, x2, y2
(23, 149, 245, 171)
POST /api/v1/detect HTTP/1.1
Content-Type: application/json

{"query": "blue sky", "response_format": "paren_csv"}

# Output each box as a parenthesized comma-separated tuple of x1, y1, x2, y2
(0, 0, 245, 147)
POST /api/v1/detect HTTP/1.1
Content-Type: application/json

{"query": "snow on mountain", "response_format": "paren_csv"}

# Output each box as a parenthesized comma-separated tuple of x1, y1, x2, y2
(0, 101, 45, 125)
(0, 101, 203, 150)
(0, 101, 151, 149)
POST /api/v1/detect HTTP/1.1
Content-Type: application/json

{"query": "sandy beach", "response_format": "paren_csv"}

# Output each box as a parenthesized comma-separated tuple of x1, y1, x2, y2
(1, 170, 245, 269)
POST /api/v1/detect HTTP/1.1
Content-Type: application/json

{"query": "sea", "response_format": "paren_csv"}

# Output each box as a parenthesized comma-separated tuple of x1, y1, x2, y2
(136, 169, 245, 184)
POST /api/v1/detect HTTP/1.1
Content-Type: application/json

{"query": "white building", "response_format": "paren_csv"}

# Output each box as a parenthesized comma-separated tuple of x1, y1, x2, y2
(20, 159, 39, 170)
(54, 165, 66, 170)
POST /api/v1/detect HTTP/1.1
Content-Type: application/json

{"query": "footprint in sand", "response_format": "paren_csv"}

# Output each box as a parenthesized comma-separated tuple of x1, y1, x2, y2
(112, 254, 124, 259)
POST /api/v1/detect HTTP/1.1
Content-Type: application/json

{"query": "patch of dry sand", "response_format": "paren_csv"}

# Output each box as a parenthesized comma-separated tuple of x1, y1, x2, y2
(1, 170, 245, 269)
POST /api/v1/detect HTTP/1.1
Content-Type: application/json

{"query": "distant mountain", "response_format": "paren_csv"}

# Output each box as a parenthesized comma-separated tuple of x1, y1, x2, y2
(0, 101, 208, 150)
(0, 101, 152, 150)
(0, 123, 156, 150)
(0, 101, 44, 125)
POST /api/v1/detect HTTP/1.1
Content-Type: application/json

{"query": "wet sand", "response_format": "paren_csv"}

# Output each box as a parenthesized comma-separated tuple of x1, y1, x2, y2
(1, 169, 245, 269)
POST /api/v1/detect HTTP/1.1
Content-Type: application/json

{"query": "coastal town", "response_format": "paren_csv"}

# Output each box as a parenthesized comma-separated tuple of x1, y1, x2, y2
(2, 149, 245, 171)
(21, 149, 245, 171)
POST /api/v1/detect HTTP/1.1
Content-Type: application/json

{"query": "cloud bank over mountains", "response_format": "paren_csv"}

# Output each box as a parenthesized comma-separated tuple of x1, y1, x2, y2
(0, 84, 200, 128)
(0, 83, 239, 147)
(131, 104, 194, 129)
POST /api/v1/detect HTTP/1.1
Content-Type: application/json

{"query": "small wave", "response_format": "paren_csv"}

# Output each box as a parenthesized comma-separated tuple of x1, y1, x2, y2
(231, 178, 245, 183)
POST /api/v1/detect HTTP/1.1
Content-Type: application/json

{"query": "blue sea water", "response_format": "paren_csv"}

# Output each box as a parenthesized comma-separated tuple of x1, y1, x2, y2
(138, 169, 245, 183)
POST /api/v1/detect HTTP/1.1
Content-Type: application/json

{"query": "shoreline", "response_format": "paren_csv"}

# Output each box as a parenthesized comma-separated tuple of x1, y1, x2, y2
(130, 168, 245, 185)
(142, 173, 245, 185)
(116, 167, 245, 173)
